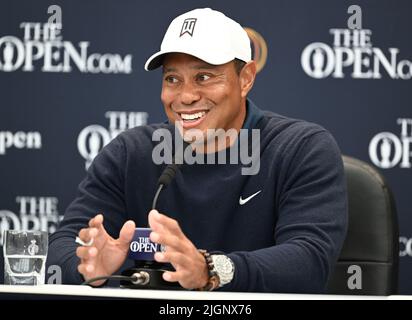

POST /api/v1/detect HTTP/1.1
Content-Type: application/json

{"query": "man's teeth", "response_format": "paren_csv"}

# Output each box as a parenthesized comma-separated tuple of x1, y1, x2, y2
(180, 111, 206, 120)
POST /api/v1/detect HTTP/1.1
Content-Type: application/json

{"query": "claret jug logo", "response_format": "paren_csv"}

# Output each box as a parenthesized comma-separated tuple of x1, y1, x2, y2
(369, 118, 412, 169)
(78, 111, 148, 170)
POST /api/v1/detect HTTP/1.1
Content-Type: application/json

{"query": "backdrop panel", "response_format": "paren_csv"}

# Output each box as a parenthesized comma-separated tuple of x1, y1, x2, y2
(0, 0, 411, 293)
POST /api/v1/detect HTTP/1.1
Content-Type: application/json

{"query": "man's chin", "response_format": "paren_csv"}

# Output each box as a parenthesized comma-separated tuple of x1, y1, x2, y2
(174, 120, 225, 147)
(182, 128, 208, 144)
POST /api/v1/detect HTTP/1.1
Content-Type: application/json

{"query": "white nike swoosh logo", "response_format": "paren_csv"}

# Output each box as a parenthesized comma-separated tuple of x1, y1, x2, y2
(239, 190, 262, 205)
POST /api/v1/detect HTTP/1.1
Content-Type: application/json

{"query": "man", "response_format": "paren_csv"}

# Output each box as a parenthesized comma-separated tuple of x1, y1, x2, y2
(47, 8, 348, 292)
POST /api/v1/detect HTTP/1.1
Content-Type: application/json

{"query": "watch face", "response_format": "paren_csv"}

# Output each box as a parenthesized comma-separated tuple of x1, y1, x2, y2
(215, 255, 234, 274)
(212, 255, 234, 287)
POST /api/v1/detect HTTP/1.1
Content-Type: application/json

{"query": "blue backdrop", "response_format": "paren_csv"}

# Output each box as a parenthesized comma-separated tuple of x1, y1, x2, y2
(0, 0, 411, 293)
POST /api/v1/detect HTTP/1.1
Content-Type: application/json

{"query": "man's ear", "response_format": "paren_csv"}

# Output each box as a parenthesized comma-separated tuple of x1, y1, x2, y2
(239, 61, 257, 98)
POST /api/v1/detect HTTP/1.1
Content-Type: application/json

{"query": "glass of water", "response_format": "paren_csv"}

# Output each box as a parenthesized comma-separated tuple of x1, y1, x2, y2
(3, 230, 48, 285)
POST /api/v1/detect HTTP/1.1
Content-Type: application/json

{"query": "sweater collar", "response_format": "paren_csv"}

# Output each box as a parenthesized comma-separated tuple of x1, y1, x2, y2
(242, 98, 264, 130)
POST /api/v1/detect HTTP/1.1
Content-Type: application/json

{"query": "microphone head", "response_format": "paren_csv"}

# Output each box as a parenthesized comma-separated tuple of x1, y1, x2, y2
(157, 163, 181, 186)
(156, 137, 189, 187)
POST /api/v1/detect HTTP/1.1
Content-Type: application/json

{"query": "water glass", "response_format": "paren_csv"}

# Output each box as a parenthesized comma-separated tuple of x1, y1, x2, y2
(3, 230, 48, 285)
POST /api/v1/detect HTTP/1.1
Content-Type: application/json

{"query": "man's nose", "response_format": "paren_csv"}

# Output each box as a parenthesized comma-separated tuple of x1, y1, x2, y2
(180, 81, 201, 105)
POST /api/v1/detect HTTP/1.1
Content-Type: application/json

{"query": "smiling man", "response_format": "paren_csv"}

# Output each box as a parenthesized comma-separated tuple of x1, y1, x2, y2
(48, 8, 348, 292)
(160, 54, 253, 148)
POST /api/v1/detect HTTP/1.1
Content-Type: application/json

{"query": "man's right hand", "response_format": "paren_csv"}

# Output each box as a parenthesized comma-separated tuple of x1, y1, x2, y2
(76, 214, 135, 286)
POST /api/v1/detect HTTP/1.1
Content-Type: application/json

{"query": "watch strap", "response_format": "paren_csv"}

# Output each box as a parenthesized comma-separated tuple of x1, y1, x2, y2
(197, 249, 220, 291)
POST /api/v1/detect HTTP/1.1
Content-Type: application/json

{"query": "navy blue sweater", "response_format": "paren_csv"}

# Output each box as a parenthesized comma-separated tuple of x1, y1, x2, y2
(48, 100, 348, 293)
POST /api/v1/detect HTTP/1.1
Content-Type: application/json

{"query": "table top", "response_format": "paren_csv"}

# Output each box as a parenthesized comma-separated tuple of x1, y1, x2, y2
(0, 285, 409, 300)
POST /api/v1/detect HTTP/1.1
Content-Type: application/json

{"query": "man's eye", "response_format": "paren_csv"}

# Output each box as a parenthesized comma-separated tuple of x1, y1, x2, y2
(197, 74, 211, 81)
(165, 76, 178, 83)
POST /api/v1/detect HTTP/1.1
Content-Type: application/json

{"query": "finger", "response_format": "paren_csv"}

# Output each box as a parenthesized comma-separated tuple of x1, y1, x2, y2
(84, 247, 98, 269)
(88, 214, 111, 242)
(76, 246, 98, 260)
(154, 251, 188, 266)
(117, 220, 136, 248)
(77, 263, 95, 277)
(148, 210, 164, 232)
(78, 227, 98, 243)
(77, 246, 99, 278)
(163, 269, 205, 290)
(89, 214, 104, 228)
(149, 210, 184, 238)
(162, 270, 183, 283)
(150, 231, 182, 252)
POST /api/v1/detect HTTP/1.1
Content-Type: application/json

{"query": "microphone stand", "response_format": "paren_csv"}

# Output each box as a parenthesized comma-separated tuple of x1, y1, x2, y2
(120, 260, 182, 289)
(121, 152, 186, 290)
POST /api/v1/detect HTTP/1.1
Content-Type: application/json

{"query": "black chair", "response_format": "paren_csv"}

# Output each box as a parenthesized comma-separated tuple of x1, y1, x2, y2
(326, 155, 399, 295)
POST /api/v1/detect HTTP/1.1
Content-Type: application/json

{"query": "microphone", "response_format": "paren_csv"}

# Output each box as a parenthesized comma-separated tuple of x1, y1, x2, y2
(152, 135, 188, 210)
(120, 137, 188, 290)
(152, 162, 182, 210)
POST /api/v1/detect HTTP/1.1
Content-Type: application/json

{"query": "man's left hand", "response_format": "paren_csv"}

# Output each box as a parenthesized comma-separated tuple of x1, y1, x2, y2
(148, 209, 209, 289)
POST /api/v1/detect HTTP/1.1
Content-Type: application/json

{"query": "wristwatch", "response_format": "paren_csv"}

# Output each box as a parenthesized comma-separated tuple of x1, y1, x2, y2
(210, 254, 235, 287)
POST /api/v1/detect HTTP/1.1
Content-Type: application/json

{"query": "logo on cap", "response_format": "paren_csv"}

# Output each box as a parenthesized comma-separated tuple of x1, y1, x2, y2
(180, 18, 197, 37)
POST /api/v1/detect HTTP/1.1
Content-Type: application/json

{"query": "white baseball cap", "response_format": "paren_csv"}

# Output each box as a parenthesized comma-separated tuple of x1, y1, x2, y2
(144, 8, 252, 71)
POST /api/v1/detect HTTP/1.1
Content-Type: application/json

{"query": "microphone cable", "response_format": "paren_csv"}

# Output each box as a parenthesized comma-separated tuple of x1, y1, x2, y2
(82, 271, 150, 286)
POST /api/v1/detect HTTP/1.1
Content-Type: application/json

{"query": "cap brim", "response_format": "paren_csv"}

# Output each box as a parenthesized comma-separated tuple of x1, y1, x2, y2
(144, 51, 168, 71)
(144, 49, 236, 71)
